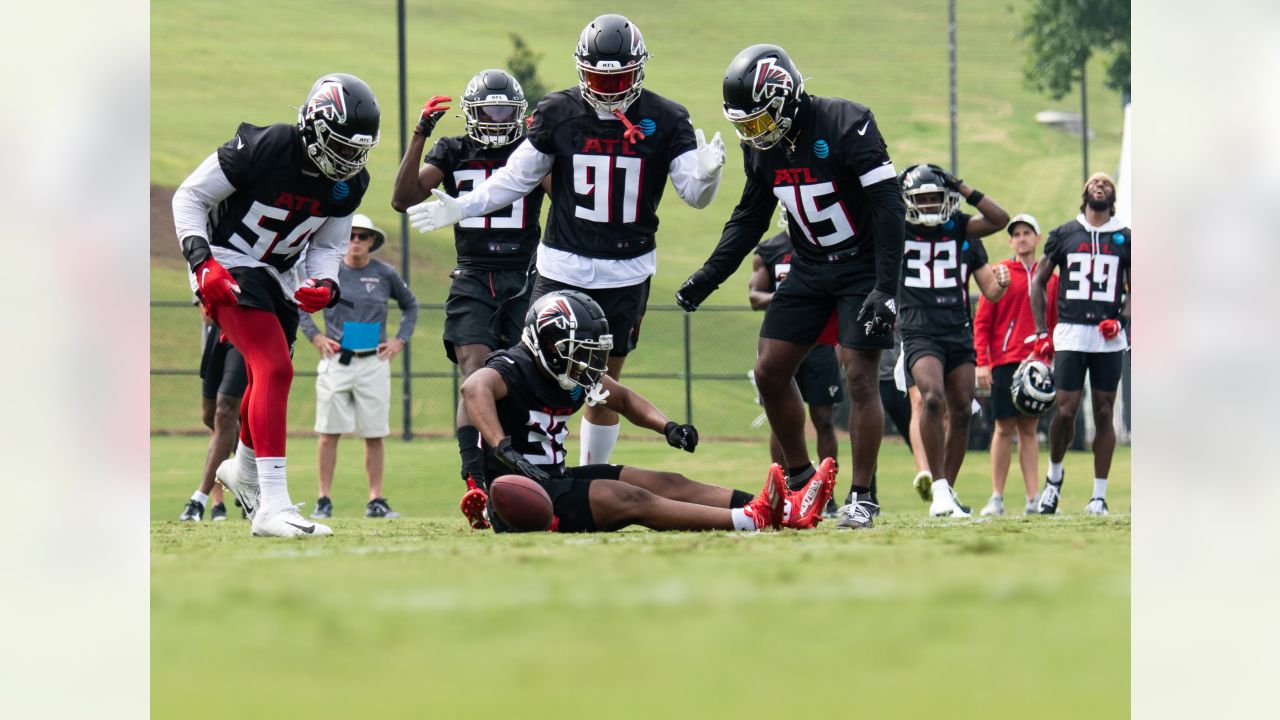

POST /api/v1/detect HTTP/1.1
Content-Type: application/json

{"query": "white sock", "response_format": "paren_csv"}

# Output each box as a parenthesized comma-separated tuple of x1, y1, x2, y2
(255, 457, 291, 511)
(931, 478, 951, 499)
(990, 492, 1002, 501)
(731, 508, 756, 531)
(191, 491, 209, 506)
(236, 441, 259, 482)
(579, 419, 620, 465)
(1048, 461, 1064, 484)
(1093, 478, 1108, 499)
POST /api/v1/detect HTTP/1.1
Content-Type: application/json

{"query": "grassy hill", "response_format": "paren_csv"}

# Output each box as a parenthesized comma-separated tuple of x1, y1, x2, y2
(150, 0, 1125, 434)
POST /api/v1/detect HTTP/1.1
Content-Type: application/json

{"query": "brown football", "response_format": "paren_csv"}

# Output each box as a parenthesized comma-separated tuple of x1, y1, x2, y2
(490, 475, 554, 532)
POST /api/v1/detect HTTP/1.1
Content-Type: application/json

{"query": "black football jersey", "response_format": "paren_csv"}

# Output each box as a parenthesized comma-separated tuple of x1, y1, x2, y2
(424, 135, 545, 270)
(754, 231, 795, 292)
(897, 212, 989, 334)
(210, 123, 369, 273)
(526, 88, 698, 260)
(484, 344, 588, 476)
(1044, 219, 1131, 324)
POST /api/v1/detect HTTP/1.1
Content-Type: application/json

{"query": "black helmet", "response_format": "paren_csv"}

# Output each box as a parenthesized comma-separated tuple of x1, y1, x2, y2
(1011, 355, 1057, 416)
(900, 164, 961, 227)
(573, 14, 649, 115)
(521, 291, 614, 391)
(462, 69, 528, 148)
(722, 44, 805, 151)
(298, 73, 380, 181)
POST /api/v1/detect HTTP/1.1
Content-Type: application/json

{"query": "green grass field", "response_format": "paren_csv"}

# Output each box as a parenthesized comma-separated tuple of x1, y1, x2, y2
(152, 435, 1129, 718)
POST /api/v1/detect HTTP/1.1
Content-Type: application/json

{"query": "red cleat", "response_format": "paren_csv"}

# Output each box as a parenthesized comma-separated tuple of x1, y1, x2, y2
(459, 475, 490, 530)
(743, 464, 786, 530)
(784, 457, 837, 529)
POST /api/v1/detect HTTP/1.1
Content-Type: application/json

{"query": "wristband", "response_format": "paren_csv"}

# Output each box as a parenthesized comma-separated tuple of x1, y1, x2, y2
(180, 235, 212, 271)
(965, 190, 985, 206)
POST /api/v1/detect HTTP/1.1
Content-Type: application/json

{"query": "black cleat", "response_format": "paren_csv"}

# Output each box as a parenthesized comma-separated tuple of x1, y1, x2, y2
(311, 496, 333, 519)
(210, 502, 228, 521)
(179, 499, 204, 522)
(1037, 477, 1063, 514)
(366, 497, 401, 519)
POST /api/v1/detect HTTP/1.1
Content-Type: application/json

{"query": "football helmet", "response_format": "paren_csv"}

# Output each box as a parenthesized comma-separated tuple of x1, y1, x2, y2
(574, 14, 648, 115)
(900, 164, 961, 227)
(722, 44, 806, 151)
(522, 291, 614, 391)
(1011, 355, 1057, 416)
(462, 69, 528, 148)
(298, 73, 381, 181)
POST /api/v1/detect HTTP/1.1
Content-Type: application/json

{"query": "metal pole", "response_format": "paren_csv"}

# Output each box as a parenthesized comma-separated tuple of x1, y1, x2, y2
(683, 312, 693, 425)
(397, 0, 412, 441)
(948, 0, 958, 175)
(1080, 61, 1089, 183)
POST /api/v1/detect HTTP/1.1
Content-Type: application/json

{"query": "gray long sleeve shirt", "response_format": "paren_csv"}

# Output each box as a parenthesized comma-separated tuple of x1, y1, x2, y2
(298, 258, 418, 344)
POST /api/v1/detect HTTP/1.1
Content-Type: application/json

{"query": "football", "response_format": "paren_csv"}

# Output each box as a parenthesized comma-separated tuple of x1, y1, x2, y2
(489, 475, 554, 532)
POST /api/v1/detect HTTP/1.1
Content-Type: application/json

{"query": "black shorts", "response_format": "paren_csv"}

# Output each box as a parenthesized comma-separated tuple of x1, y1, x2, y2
(1054, 350, 1124, 392)
(199, 323, 247, 399)
(759, 257, 892, 350)
(989, 362, 1019, 419)
(486, 463, 621, 534)
(902, 330, 977, 378)
(796, 344, 845, 406)
(443, 267, 532, 363)
(224, 266, 300, 349)
(530, 276, 649, 357)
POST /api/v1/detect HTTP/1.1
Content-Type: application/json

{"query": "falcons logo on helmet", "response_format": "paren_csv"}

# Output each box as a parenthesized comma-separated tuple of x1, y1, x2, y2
(536, 298, 576, 332)
(751, 58, 794, 103)
(306, 80, 348, 123)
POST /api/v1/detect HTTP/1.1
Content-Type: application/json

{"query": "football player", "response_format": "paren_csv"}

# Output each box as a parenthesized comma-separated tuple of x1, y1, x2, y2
(1029, 172, 1131, 516)
(172, 73, 380, 537)
(408, 14, 727, 471)
(390, 68, 549, 525)
(675, 44, 902, 529)
(894, 164, 1011, 518)
(460, 291, 835, 532)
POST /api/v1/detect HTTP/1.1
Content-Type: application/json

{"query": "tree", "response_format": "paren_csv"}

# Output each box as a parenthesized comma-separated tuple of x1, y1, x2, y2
(1021, 0, 1131, 100)
(507, 33, 550, 108)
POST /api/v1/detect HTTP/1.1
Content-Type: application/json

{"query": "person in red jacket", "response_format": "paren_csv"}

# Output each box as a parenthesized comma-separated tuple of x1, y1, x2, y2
(973, 214, 1058, 515)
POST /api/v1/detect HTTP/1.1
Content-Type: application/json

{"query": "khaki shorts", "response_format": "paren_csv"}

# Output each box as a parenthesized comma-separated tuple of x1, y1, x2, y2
(314, 355, 390, 438)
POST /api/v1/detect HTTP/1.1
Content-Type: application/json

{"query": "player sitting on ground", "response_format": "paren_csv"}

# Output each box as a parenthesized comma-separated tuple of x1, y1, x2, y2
(459, 290, 835, 533)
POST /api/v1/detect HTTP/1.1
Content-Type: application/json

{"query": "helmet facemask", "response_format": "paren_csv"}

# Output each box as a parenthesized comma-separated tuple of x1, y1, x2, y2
(522, 293, 614, 392)
(903, 186, 961, 227)
(576, 60, 645, 115)
(1012, 357, 1057, 416)
(725, 95, 793, 151)
(463, 98, 527, 148)
(307, 119, 377, 180)
(299, 76, 379, 181)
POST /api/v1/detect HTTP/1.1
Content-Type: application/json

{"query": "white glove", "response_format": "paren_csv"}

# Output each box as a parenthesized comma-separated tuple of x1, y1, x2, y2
(693, 128, 725, 180)
(407, 188, 464, 233)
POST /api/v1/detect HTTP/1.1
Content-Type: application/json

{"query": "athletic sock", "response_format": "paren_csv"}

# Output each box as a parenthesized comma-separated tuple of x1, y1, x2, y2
(729, 490, 753, 509)
(855, 490, 875, 505)
(730, 508, 756, 531)
(786, 464, 815, 492)
(1092, 478, 1108, 499)
(1048, 461, 1064, 485)
(235, 440, 258, 482)
(990, 492, 1002, 501)
(579, 419, 620, 465)
(255, 457, 291, 511)
(931, 478, 951, 499)
(191, 491, 209, 506)
(457, 425, 484, 488)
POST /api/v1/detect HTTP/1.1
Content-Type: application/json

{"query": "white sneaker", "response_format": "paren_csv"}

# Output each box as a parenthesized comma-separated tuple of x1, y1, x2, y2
(929, 485, 971, 517)
(912, 471, 933, 502)
(215, 457, 260, 519)
(980, 495, 1005, 516)
(1025, 499, 1038, 515)
(1084, 497, 1110, 516)
(252, 504, 333, 537)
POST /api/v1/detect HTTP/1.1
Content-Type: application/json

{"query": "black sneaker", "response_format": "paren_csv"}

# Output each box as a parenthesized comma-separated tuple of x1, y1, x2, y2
(1037, 477, 1063, 514)
(366, 497, 401, 519)
(210, 503, 228, 521)
(821, 497, 840, 519)
(311, 496, 333, 519)
(179, 499, 204, 522)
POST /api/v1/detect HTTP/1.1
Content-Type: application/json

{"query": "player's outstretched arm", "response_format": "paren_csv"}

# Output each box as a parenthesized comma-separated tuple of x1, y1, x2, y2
(459, 368, 510, 449)
(676, 175, 776, 312)
(390, 96, 451, 211)
(408, 141, 552, 233)
(598, 376, 697, 452)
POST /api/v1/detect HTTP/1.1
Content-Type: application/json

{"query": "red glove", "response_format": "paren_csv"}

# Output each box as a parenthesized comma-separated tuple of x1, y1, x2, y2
(294, 278, 338, 313)
(415, 95, 452, 137)
(194, 258, 240, 308)
(1098, 319, 1121, 340)
(1025, 331, 1054, 361)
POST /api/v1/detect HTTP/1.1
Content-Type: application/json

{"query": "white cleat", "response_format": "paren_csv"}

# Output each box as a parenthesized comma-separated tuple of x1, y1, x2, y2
(252, 504, 333, 537)
(980, 495, 1005, 516)
(1084, 497, 1110, 516)
(215, 458, 260, 520)
(930, 485, 971, 518)
(912, 471, 933, 502)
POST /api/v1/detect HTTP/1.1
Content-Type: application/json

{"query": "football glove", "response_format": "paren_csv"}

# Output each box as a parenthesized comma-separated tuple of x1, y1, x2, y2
(493, 437, 552, 484)
(408, 188, 465, 233)
(857, 289, 897, 338)
(294, 278, 339, 313)
(663, 421, 699, 453)
(194, 257, 241, 308)
(1098, 318, 1121, 340)
(693, 128, 726, 180)
(675, 268, 716, 312)
(1025, 331, 1054, 360)
(415, 95, 452, 137)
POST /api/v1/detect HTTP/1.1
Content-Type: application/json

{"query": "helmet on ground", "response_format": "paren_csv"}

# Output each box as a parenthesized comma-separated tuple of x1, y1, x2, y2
(1011, 355, 1057, 416)
(522, 291, 614, 391)
(722, 44, 805, 151)
(900, 163, 961, 227)
(574, 14, 648, 115)
(462, 69, 527, 148)
(298, 73, 380, 181)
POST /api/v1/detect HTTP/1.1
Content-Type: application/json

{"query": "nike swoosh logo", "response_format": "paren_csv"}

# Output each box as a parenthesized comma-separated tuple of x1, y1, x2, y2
(857, 119, 871, 135)
(235, 134, 244, 149)
(285, 521, 315, 534)
(501, 357, 516, 364)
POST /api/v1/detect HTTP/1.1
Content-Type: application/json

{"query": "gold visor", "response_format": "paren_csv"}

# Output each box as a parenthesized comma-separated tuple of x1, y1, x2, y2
(730, 110, 778, 141)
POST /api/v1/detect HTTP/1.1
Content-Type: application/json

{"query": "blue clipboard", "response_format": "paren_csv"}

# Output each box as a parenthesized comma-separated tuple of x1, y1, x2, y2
(340, 321, 380, 351)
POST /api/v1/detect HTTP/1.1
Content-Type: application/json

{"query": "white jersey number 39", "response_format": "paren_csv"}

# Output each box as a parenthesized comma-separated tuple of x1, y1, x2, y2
(1063, 253, 1120, 302)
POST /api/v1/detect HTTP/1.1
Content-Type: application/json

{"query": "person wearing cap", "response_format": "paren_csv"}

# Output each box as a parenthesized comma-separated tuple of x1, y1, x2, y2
(973, 214, 1059, 516)
(1028, 172, 1131, 516)
(299, 214, 419, 519)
